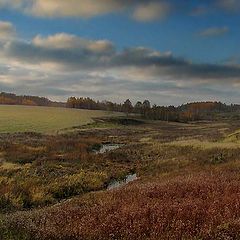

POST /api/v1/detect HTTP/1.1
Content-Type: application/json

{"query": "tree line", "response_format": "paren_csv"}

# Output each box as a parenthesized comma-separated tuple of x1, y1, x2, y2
(67, 96, 240, 122)
(1, 92, 239, 122)
(0, 92, 65, 107)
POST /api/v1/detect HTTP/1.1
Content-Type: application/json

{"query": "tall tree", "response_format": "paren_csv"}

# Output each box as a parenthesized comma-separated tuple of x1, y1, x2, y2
(122, 99, 133, 116)
(134, 101, 143, 114)
(142, 100, 151, 118)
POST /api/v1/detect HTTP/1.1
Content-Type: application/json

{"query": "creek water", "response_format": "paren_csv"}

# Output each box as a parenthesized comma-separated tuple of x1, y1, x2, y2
(107, 173, 137, 190)
(95, 143, 124, 154)
(95, 144, 137, 189)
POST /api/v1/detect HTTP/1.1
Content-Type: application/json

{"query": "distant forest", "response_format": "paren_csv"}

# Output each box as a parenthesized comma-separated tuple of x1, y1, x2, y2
(1, 92, 240, 122)
(66, 97, 240, 122)
(0, 92, 65, 108)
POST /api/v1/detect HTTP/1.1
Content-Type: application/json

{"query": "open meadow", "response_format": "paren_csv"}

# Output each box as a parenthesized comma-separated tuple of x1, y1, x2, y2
(1, 112, 240, 239)
(0, 105, 113, 133)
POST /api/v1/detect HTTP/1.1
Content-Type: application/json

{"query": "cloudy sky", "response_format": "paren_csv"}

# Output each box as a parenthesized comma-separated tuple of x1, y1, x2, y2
(0, 0, 239, 105)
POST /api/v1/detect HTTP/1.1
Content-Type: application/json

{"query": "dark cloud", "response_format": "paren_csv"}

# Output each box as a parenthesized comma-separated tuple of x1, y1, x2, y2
(1, 59, 240, 105)
(2, 34, 240, 83)
(0, 31, 240, 105)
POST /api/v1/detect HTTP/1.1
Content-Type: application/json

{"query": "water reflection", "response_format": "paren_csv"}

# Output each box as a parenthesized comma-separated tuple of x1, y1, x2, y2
(96, 144, 124, 154)
(107, 173, 137, 190)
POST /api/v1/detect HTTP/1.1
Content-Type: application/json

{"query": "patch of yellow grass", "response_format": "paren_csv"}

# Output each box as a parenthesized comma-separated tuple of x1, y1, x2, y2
(139, 137, 153, 143)
(0, 162, 23, 170)
(0, 105, 116, 133)
(167, 139, 240, 149)
(223, 128, 240, 143)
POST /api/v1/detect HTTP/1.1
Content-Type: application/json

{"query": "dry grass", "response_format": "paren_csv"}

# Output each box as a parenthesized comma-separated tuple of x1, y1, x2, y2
(167, 139, 240, 149)
(0, 105, 113, 133)
(1, 119, 240, 239)
(0, 162, 23, 170)
(0, 133, 134, 212)
(2, 172, 240, 240)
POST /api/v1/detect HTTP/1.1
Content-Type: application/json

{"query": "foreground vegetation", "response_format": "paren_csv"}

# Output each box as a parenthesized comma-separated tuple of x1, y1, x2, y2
(1, 114, 240, 239)
(0, 105, 113, 133)
(2, 172, 240, 239)
(0, 132, 134, 212)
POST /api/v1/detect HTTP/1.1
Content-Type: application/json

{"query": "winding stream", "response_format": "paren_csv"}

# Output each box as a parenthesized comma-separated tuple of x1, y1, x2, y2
(94, 143, 137, 189)
(95, 143, 124, 154)
(107, 173, 137, 190)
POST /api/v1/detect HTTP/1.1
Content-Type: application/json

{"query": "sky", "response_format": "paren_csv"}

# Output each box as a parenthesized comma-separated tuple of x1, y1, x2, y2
(0, 0, 240, 105)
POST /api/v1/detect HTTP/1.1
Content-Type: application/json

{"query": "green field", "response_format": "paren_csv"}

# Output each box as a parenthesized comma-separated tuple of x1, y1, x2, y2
(0, 105, 112, 133)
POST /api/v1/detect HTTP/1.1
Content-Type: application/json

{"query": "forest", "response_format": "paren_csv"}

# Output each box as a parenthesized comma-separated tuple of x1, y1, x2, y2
(0, 92, 65, 108)
(1, 92, 240, 122)
(66, 96, 240, 122)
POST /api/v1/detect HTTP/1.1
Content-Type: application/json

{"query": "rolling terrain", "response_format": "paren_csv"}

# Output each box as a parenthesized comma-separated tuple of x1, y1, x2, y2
(1, 113, 240, 239)
(0, 105, 113, 133)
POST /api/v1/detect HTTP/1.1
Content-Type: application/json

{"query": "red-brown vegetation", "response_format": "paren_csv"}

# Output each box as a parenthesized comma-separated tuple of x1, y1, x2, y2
(2, 172, 240, 240)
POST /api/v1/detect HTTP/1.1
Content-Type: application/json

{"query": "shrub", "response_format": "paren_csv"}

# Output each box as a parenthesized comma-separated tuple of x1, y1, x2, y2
(50, 171, 108, 200)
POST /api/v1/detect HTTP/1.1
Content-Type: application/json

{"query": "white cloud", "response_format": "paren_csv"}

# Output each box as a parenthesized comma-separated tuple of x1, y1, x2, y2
(133, 2, 172, 22)
(0, 0, 22, 8)
(0, 21, 15, 40)
(28, 0, 124, 18)
(33, 33, 114, 54)
(0, 0, 173, 22)
(198, 26, 229, 37)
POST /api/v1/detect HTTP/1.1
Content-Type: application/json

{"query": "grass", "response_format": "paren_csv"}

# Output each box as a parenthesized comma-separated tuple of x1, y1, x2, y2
(1, 119, 240, 239)
(0, 105, 113, 133)
(0, 133, 134, 212)
(168, 139, 240, 149)
(224, 131, 240, 143)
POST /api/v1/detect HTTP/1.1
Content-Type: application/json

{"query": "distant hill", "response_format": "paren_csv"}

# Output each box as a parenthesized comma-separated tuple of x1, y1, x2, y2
(0, 92, 65, 107)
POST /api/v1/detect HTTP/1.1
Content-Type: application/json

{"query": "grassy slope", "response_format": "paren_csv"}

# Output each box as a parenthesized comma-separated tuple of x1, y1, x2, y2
(2, 120, 240, 239)
(0, 105, 112, 133)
